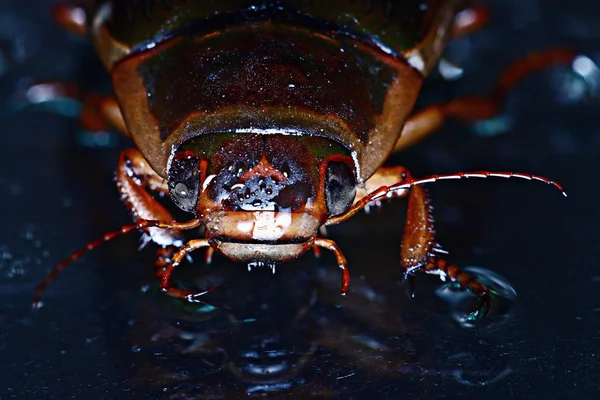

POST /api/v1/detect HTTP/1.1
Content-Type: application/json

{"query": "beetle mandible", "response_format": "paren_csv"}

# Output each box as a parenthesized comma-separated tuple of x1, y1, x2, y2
(32, 0, 574, 320)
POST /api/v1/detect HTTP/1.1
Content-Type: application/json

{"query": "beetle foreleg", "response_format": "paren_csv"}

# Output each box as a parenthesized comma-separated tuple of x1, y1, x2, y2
(393, 48, 577, 152)
(159, 239, 214, 302)
(117, 149, 183, 248)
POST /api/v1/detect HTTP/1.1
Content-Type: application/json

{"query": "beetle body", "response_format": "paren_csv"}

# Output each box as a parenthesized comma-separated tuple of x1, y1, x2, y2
(34, 0, 571, 319)
(91, 0, 460, 261)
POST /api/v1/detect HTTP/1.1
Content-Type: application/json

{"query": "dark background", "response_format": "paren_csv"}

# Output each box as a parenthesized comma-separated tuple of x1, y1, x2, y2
(1, 1, 598, 399)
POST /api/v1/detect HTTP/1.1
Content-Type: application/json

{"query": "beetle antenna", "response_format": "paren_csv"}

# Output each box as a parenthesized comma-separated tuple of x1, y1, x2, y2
(327, 171, 565, 225)
(387, 171, 566, 198)
(32, 218, 200, 309)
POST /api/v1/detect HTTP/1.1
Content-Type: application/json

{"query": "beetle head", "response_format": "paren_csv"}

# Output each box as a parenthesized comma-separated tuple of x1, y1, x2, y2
(167, 133, 356, 263)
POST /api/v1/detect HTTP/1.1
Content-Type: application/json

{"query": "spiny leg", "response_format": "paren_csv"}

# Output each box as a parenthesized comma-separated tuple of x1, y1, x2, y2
(117, 148, 186, 279)
(326, 168, 566, 319)
(398, 179, 491, 320)
(33, 150, 193, 307)
(330, 166, 448, 301)
(393, 48, 577, 152)
(26, 82, 128, 136)
(357, 167, 445, 283)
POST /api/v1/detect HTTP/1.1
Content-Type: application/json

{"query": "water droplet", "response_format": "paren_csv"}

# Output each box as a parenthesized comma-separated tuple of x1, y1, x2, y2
(174, 182, 189, 198)
(436, 266, 517, 329)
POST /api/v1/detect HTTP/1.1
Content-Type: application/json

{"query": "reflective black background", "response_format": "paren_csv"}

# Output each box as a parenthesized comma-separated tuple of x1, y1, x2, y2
(1, 1, 598, 399)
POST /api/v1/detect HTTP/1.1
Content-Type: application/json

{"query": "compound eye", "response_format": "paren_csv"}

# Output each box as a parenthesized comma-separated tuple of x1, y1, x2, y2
(325, 162, 356, 217)
(168, 154, 200, 213)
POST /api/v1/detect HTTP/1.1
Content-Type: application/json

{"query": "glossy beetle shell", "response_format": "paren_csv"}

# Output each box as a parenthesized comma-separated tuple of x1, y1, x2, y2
(91, 0, 463, 183)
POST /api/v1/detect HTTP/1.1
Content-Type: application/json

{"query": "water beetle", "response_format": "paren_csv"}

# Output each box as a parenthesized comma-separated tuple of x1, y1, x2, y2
(33, 1, 574, 320)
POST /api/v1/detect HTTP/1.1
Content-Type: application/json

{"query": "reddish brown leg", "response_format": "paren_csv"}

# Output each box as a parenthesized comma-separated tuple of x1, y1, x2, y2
(393, 48, 577, 152)
(314, 238, 350, 295)
(357, 167, 444, 276)
(117, 148, 183, 247)
(327, 167, 565, 320)
(370, 167, 486, 317)
(26, 82, 128, 136)
(32, 150, 198, 307)
(33, 150, 192, 306)
(160, 239, 213, 302)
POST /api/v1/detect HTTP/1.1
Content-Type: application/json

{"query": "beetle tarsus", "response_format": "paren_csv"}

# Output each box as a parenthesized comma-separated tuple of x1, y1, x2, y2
(423, 258, 492, 321)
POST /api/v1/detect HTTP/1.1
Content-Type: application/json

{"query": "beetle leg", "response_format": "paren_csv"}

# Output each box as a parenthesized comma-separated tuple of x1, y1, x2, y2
(393, 48, 576, 152)
(117, 148, 184, 249)
(394, 169, 491, 321)
(399, 181, 491, 321)
(328, 166, 492, 319)
(26, 81, 129, 136)
(314, 238, 350, 295)
(160, 239, 213, 301)
(53, 3, 88, 36)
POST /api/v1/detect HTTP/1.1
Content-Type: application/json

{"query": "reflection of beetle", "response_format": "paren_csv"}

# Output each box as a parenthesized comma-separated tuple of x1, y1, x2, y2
(123, 263, 511, 398)
(33, 1, 572, 320)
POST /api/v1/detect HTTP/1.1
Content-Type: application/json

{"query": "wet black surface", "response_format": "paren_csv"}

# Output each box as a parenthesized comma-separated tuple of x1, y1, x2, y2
(1, 1, 599, 399)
